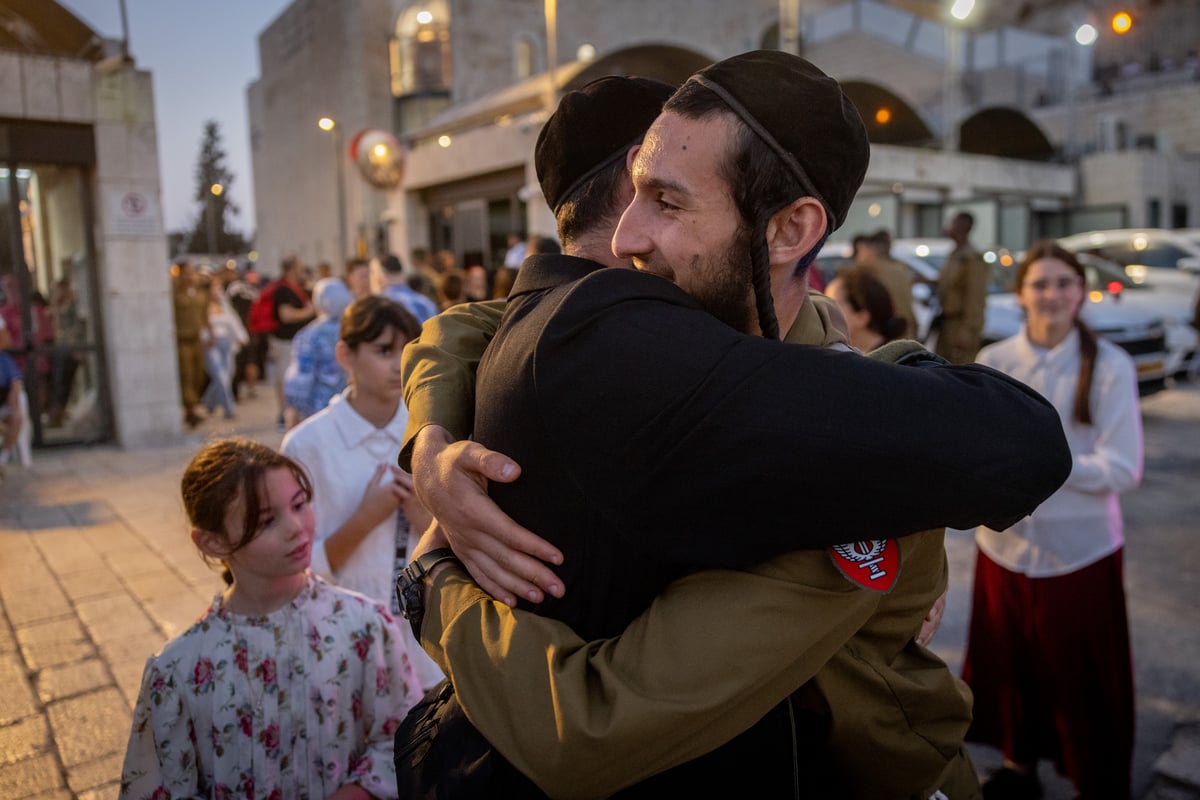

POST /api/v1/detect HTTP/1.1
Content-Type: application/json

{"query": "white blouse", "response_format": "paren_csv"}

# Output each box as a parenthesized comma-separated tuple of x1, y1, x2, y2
(974, 327, 1143, 577)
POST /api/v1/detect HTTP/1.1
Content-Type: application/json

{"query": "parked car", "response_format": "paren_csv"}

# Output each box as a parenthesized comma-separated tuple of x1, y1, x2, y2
(1058, 229, 1200, 377)
(818, 239, 1172, 396)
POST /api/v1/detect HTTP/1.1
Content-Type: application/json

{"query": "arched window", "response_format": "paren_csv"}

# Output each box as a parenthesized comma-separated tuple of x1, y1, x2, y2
(514, 34, 538, 80)
(391, 1, 452, 96)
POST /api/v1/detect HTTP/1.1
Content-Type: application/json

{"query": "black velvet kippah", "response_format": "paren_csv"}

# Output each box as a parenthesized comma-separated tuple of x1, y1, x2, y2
(535, 76, 674, 214)
(686, 50, 869, 231)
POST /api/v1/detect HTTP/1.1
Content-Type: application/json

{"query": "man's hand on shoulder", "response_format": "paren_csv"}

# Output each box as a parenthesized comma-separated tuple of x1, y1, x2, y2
(411, 425, 566, 607)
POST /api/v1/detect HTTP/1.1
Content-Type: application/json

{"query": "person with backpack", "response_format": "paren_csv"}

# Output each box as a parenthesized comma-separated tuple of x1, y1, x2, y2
(252, 256, 314, 428)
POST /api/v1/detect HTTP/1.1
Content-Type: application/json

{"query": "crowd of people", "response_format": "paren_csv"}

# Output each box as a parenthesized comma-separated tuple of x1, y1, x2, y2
(129, 49, 1145, 800)
(169, 243, 548, 434)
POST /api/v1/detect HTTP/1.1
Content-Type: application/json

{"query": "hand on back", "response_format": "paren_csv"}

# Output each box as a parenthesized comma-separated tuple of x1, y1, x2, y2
(411, 425, 565, 607)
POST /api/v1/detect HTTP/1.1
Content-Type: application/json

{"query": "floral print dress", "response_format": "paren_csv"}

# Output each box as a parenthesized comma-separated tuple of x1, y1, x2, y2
(119, 574, 421, 800)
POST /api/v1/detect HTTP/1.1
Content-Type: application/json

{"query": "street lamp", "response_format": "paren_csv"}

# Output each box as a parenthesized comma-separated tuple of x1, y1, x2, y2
(318, 117, 349, 261)
(942, 0, 975, 151)
(206, 182, 223, 255)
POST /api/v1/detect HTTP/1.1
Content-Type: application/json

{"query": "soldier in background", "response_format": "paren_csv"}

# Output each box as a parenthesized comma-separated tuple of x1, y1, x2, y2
(935, 212, 989, 363)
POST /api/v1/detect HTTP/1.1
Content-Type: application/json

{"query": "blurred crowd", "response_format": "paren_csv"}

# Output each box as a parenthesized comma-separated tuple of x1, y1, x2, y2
(168, 235, 556, 432)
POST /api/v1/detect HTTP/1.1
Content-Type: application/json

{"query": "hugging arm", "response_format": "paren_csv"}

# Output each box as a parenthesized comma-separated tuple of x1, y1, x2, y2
(399, 299, 564, 604)
(422, 555, 878, 798)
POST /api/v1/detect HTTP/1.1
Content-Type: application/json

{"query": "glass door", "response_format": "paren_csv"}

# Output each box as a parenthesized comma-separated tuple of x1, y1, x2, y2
(0, 163, 110, 446)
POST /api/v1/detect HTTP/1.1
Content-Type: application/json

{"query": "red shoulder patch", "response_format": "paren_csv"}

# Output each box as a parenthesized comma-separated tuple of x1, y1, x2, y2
(827, 540, 900, 593)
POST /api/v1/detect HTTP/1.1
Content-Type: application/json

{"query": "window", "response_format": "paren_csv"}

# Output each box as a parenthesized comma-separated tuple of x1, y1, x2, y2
(391, 1, 452, 97)
(514, 35, 537, 80)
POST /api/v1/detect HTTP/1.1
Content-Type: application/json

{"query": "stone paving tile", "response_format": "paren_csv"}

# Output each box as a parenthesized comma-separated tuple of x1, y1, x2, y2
(57, 567, 126, 603)
(100, 547, 174, 581)
(36, 659, 112, 705)
(30, 527, 104, 576)
(83, 523, 145, 557)
(26, 790, 73, 800)
(67, 752, 124, 795)
(0, 715, 52, 765)
(0, 610, 15, 655)
(1, 584, 73, 628)
(15, 618, 94, 672)
(45, 688, 130, 769)
(0, 752, 63, 797)
(15, 506, 75, 532)
(124, 570, 190, 604)
(0, 653, 39, 726)
(110, 658, 149, 711)
(75, 594, 158, 645)
(78, 785, 119, 800)
(143, 592, 210, 639)
(19, 639, 97, 674)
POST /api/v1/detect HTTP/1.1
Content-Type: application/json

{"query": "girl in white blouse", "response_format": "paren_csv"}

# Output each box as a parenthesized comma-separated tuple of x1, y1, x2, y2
(963, 242, 1143, 800)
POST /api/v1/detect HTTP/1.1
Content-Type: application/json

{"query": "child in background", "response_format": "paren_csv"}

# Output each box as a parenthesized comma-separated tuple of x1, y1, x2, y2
(283, 277, 354, 429)
(281, 296, 443, 690)
(119, 437, 420, 799)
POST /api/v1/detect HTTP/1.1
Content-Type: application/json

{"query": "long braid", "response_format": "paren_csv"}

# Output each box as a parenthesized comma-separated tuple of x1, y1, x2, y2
(750, 214, 779, 339)
(1072, 319, 1098, 425)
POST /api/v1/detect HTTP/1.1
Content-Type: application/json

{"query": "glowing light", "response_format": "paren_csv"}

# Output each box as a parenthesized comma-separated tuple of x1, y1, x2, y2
(1125, 264, 1147, 284)
(372, 143, 389, 158)
(248, 250, 259, 262)
(868, 203, 882, 217)
(1089, 290, 1104, 303)
(1132, 234, 1148, 250)
(1106, 281, 1124, 296)
(210, 183, 224, 196)
(983, 251, 997, 264)
(949, 0, 974, 22)
(416, 10, 434, 24)
(1075, 24, 1098, 46)
(874, 107, 892, 125)
(437, 135, 452, 148)
(1000, 254, 1014, 267)
(915, 245, 930, 257)
(892, 182, 904, 194)
(577, 44, 596, 61)
(1111, 12, 1132, 34)
(317, 117, 335, 131)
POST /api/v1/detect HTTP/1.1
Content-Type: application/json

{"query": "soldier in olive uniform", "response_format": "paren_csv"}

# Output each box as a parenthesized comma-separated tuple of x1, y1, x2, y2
(935, 212, 989, 364)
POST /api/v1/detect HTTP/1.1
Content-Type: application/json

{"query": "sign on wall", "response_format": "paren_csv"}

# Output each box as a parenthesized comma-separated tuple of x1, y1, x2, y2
(106, 187, 162, 237)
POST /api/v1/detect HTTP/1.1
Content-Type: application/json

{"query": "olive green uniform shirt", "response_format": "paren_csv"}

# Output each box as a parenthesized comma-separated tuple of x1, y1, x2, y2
(934, 244, 989, 364)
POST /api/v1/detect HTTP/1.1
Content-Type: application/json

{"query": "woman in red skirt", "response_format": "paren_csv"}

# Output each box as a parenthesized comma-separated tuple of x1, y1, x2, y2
(963, 242, 1143, 800)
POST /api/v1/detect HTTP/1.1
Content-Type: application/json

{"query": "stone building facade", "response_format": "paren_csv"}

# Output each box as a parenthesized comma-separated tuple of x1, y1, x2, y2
(1, 3, 177, 449)
(249, 0, 1200, 273)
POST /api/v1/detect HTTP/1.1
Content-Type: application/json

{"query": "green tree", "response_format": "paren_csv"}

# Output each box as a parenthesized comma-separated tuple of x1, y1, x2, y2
(185, 120, 248, 254)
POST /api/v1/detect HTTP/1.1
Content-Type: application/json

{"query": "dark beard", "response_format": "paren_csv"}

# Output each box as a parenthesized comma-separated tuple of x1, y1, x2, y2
(689, 226, 754, 333)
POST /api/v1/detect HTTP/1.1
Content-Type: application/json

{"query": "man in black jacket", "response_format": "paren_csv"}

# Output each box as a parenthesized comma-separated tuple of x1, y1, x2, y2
(400, 53, 1071, 797)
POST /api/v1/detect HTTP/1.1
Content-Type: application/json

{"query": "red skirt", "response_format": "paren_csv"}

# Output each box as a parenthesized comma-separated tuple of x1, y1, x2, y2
(962, 548, 1134, 799)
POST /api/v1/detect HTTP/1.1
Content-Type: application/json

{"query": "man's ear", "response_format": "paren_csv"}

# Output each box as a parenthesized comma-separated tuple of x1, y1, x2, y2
(192, 527, 231, 560)
(765, 197, 827, 266)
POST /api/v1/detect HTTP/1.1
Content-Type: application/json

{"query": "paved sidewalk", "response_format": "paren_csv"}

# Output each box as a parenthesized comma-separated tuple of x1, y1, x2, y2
(0, 392, 282, 799)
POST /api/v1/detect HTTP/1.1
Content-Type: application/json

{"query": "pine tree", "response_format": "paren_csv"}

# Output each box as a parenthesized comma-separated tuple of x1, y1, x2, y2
(185, 120, 247, 254)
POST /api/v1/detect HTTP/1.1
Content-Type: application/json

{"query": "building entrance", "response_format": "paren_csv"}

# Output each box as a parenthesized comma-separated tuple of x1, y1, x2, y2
(1, 162, 111, 446)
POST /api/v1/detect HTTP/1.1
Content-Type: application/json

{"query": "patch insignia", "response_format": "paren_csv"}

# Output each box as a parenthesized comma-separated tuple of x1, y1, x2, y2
(827, 539, 900, 593)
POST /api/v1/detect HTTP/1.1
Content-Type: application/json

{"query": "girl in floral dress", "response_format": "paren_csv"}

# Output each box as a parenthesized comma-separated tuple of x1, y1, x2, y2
(119, 437, 422, 800)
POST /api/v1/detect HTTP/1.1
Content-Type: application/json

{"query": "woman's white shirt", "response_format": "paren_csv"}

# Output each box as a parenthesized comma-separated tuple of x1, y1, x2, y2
(975, 326, 1143, 576)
